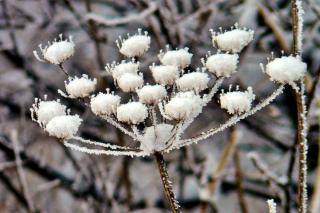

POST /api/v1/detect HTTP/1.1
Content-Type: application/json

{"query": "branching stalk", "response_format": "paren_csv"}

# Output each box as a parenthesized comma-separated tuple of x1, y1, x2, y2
(154, 151, 180, 213)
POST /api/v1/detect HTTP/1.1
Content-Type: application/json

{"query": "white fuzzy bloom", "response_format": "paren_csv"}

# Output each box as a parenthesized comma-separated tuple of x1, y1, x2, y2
(106, 61, 139, 81)
(138, 85, 167, 105)
(220, 87, 255, 114)
(117, 29, 151, 57)
(33, 34, 75, 65)
(165, 92, 202, 120)
(267, 199, 277, 213)
(264, 56, 307, 84)
(65, 74, 97, 98)
(45, 115, 82, 139)
(150, 65, 179, 85)
(158, 48, 193, 68)
(176, 72, 209, 93)
(117, 102, 148, 124)
(117, 73, 144, 92)
(31, 99, 66, 125)
(140, 123, 173, 153)
(90, 92, 121, 116)
(205, 53, 239, 77)
(211, 26, 254, 53)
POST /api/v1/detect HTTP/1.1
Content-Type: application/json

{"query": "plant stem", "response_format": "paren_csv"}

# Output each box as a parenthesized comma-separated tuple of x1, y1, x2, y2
(154, 151, 180, 213)
(291, 1, 308, 213)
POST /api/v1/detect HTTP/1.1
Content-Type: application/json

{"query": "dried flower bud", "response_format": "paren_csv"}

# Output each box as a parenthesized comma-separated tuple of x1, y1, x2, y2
(264, 56, 307, 84)
(31, 98, 67, 126)
(45, 115, 82, 139)
(176, 72, 209, 93)
(65, 74, 97, 98)
(33, 34, 75, 65)
(205, 53, 239, 77)
(90, 92, 121, 116)
(220, 87, 255, 114)
(138, 85, 167, 105)
(117, 29, 151, 57)
(158, 48, 193, 68)
(106, 61, 139, 81)
(150, 64, 179, 85)
(117, 102, 148, 124)
(211, 25, 254, 53)
(165, 92, 202, 120)
(117, 73, 144, 92)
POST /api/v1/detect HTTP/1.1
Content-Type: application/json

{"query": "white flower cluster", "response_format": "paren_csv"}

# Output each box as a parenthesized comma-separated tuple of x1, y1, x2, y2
(220, 87, 255, 114)
(34, 34, 75, 65)
(31, 97, 82, 139)
(31, 24, 306, 156)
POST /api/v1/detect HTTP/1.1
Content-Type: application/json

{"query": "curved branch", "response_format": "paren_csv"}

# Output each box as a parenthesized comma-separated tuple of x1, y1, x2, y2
(172, 85, 284, 150)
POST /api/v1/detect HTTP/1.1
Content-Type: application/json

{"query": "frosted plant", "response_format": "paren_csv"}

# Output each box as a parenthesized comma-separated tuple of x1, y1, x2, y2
(31, 25, 307, 212)
(267, 199, 277, 213)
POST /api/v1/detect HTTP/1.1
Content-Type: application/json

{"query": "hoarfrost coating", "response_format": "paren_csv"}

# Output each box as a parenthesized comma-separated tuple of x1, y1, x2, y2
(158, 48, 193, 68)
(138, 85, 167, 105)
(211, 28, 254, 53)
(150, 65, 179, 85)
(117, 102, 148, 124)
(220, 87, 255, 114)
(65, 74, 97, 98)
(106, 61, 139, 81)
(117, 73, 144, 92)
(90, 92, 121, 116)
(176, 72, 210, 93)
(205, 53, 239, 77)
(31, 99, 67, 125)
(117, 29, 151, 58)
(33, 34, 75, 65)
(45, 115, 82, 139)
(264, 56, 307, 84)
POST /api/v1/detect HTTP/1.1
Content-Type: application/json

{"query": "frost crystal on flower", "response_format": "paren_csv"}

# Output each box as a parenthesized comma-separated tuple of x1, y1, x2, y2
(90, 91, 121, 116)
(45, 115, 82, 139)
(117, 28, 151, 58)
(205, 53, 239, 77)
(211, 24, 254, 53)
(220, 87, 255, 114)
(140, 123, 173, 153)
(117, 73, 144, 92)
(158, 48, 193, 68)
(64, 74, 97, 98)
(31, 98, 67, 126)
(263, 56, 307, 84)
(165, 92, 202, 120)
(150, 64, 179, 85)
(106, 61, 139, 81)
(117, 102, 148, 124)
(138, 85, 167, 105)
(33, 34, 75, 65)
(176, 72, 209, 93)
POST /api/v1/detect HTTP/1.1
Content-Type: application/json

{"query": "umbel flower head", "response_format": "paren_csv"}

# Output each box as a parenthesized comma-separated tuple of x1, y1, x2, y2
(31, 25, 303, 157)
(33, 34, 75, 65)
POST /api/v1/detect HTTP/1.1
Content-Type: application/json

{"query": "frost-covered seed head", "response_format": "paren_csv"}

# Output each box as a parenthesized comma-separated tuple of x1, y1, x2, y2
(117, 29, 151, 58)
(65, 74, 97, 98)
(176, 72, 209, 93)
(45, 115, 82, 139)
(117, 102, 148, 124)
(138, 85, 167, 105)
(90, 92, 121, 116)
(106, 61, 139, 81)
(140, 124, 173, 153)
(220, 87, 255, 114)
(117, 73, 144, 92)
(205, 53, 239, 77)
(165, 92, 202, 120)
(211, 26, 254, 53)
(31, 99, 67, 125)
(33, 34, 75, 65)
(158, 48, 193, 68)
(150, 65, 179, 85)
(264, 56, 307, 84)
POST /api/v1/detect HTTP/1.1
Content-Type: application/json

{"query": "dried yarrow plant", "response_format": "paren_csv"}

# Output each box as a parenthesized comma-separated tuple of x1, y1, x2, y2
(31, 23, 307, 212)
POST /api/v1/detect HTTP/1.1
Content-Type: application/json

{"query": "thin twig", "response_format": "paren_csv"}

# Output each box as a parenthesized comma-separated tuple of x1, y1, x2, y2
(154, 151, 180, 213)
